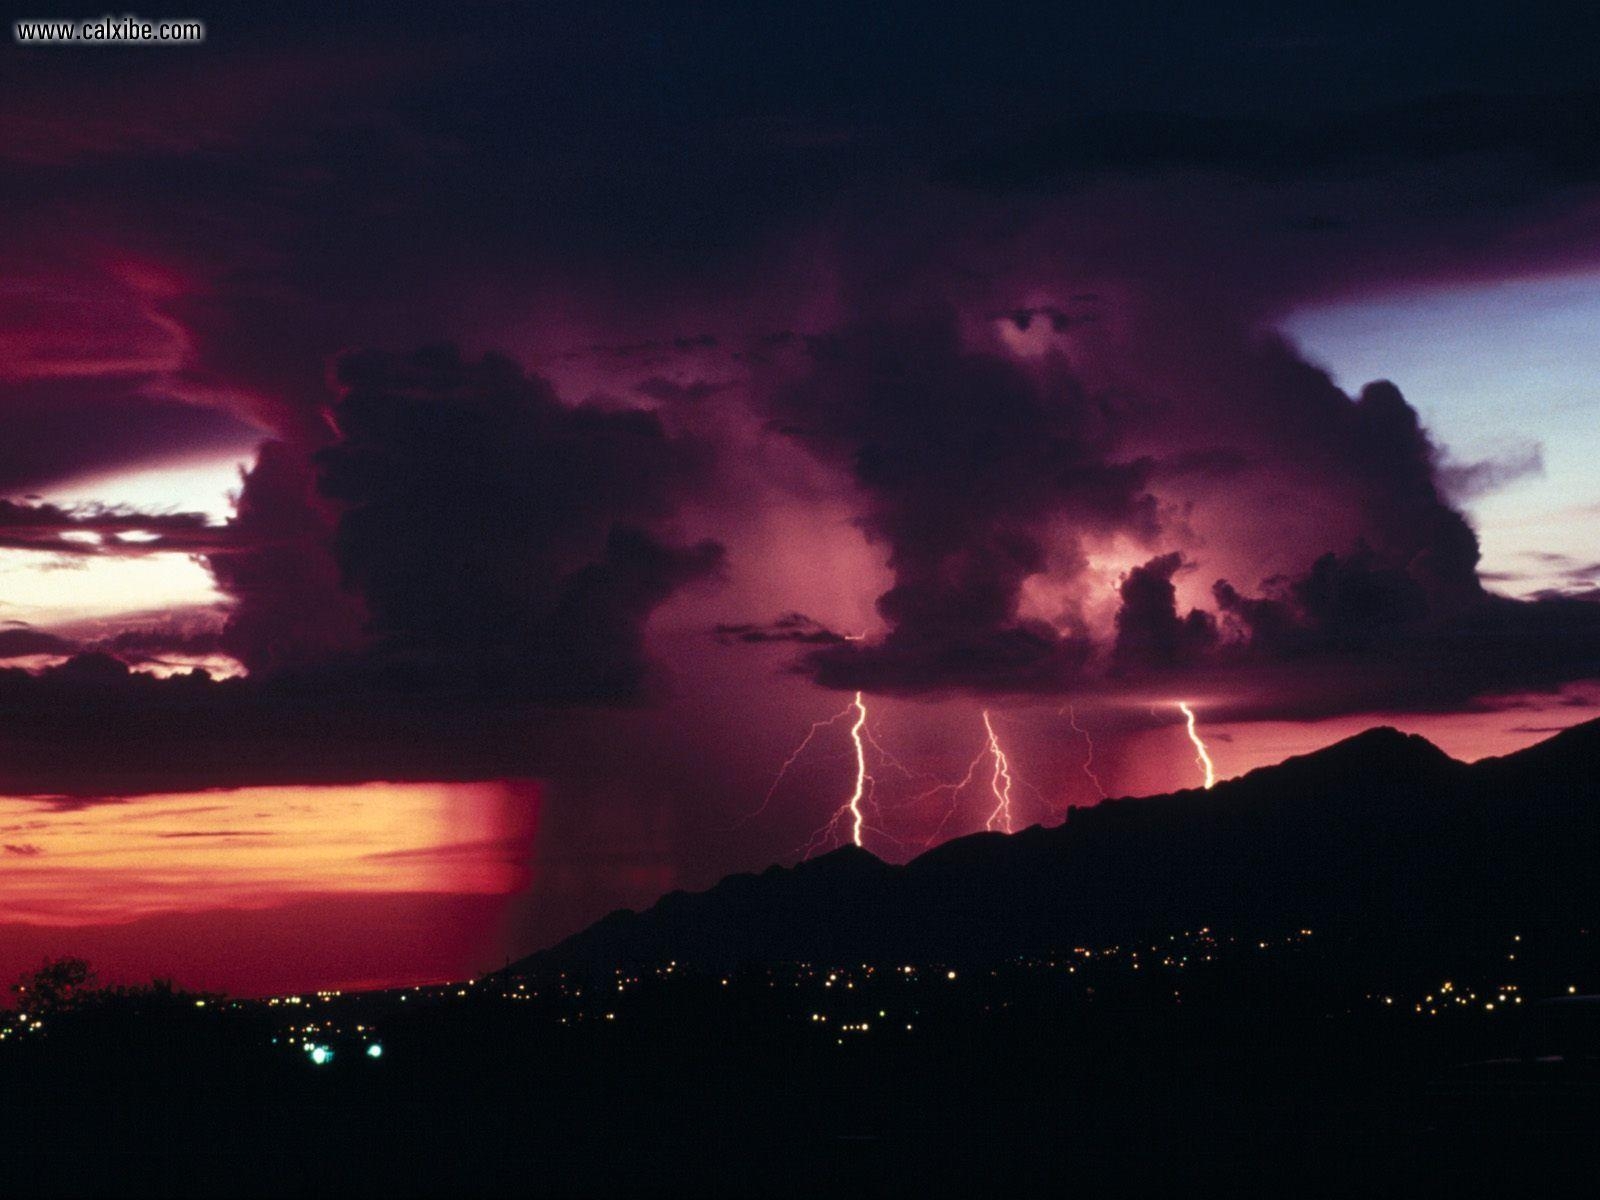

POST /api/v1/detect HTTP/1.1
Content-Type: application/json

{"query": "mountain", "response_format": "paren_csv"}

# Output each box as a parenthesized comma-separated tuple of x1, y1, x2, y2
(511, 721, 1600, 976)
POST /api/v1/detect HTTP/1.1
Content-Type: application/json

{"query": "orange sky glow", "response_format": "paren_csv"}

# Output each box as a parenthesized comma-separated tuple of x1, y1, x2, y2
(0, 781, 540, 995)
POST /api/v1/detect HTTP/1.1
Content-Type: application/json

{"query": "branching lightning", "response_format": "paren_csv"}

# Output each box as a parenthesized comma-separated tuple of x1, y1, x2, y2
(915, 746, 988, 846)
(861, 724, 935, 785)
(1064, 703, 1107, 800)
(796, 691, 876, 857)
(765, 695, 1038, 857)
(1177, 700, 1216, 790)
(733, 699, 857, 830)
(981, 710, 1016, 833)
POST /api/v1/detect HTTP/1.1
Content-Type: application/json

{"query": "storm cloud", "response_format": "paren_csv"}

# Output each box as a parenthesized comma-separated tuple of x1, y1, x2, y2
(204, 346, 725, 704)
(5, 1, 1600, 805)
(763, 309, 1155, 694)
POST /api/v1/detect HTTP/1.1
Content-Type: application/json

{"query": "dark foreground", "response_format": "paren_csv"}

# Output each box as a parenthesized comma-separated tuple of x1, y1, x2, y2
(6, 934, 1600, 1198)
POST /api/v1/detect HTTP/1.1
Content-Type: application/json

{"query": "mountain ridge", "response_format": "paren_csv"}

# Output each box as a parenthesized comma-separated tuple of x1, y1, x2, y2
(510, 719, 1600, 976)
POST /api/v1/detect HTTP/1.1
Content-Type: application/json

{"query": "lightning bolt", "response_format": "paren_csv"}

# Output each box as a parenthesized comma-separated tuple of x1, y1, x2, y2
(861, 724, 934, 784)
(981, 710, 1015, 833)
(777, 697, 1036, 856)
(917, 745, 989, 846)
(1065, 703, 1107, 800)
(922, 711, 1023, 841)
(797, 691, 876, 857)
(1177, 700, 1216, 790)
(733, 699, 857, 829)
(845, 691, 869, 846)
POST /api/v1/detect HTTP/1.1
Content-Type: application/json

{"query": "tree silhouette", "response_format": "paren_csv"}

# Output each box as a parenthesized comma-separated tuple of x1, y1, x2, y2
(12, 957, 96, 1018)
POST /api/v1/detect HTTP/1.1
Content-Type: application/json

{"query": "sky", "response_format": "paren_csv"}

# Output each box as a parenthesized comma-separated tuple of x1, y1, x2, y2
(1286, 272, 1600, 590)
(4, 2, 1600, 995)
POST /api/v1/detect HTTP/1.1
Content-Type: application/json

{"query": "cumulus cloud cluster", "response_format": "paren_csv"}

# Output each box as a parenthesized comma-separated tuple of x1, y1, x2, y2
(5, 5, 1600, 797)
(765, 309, 1152, 693)
(704, 285, 1600, 721)
(204, 345, 725, 703)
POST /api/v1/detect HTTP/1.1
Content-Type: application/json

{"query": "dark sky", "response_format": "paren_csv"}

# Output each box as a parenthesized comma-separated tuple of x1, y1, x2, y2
(5, 1, 1600, 990)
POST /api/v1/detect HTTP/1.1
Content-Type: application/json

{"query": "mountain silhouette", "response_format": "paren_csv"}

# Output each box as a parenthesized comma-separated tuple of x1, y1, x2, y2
(512, 721, 1600, 975)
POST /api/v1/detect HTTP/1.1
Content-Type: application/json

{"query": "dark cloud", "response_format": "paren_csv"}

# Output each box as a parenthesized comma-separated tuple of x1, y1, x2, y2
(4, 2, 1600, 811)
(208, 440, 368, 674)
(730, 307, 1600, 718)
(1056, 350, 1600, 718)
(0, 654, 539, 796)
(197, 345, 728, 700)
(633, 377, 731, 405)
(1091, 544, 1600, 719)
(994, 301, 1104, 334)
(0, 378, 259, 495)
(567, 336, 722, 365)
(1213, 546, 1432, 661)
(0, 608, 233, 673)
(937, 92, 1600, 194)
(0, 499, 227, 556)
(1295, 379, 1484, 610)
(766, 309, 1155, 695)
(713, 613, 849, 647)
(736, 296, 1547, 709)
(1526, 584, 1600, 604)
(99, 624, 224, 663)
(1438, 443, 1545, 501)
(0, 624, 75, 660)
(1150, 448, 1254, 481)
(0, 338, 731, 788)
(310, 345, 723, 703)
(1112, 553, 1217, 672)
